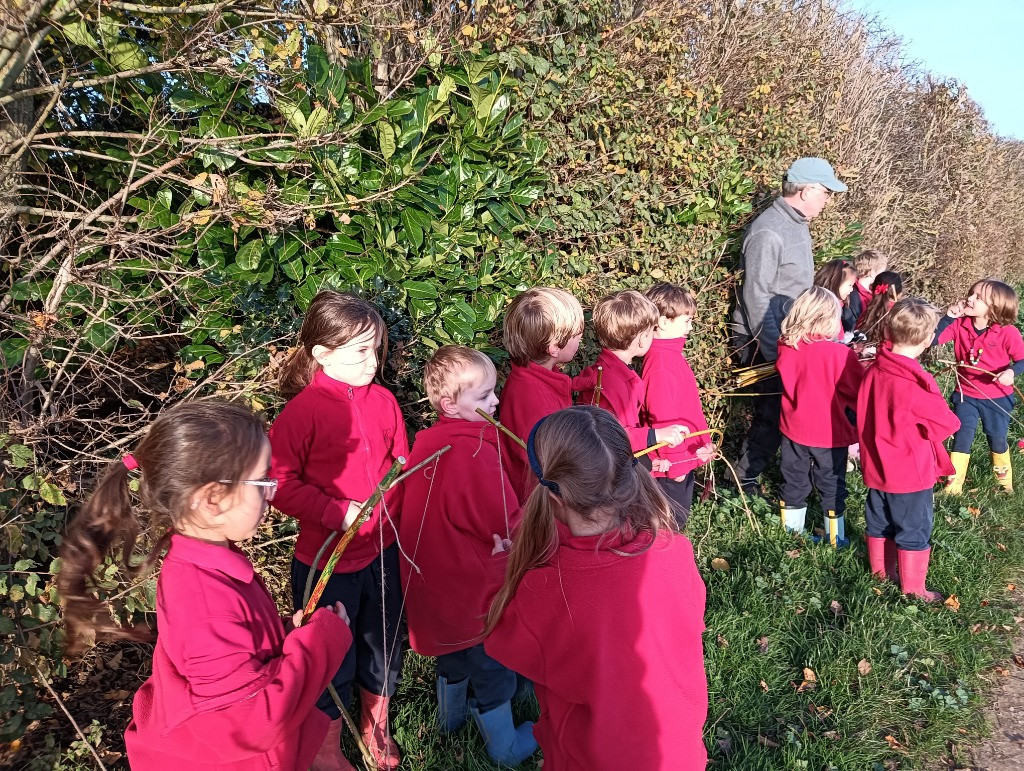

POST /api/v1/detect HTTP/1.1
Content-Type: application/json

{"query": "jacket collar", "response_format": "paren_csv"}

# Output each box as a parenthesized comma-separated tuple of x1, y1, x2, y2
(431, 415, 500, 443)
(311, 368, 371, 400)
(165, 533, 255, 583)
(554, 517, 655, 554)
(873, 346, 938, 393)
(597, 348, 640, 382)
(649, 336, 687, 355)
(774, 196, 808, 224)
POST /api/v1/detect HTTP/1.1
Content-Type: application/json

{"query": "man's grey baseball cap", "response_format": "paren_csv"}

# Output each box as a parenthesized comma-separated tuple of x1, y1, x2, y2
(785, 157, 848, 192)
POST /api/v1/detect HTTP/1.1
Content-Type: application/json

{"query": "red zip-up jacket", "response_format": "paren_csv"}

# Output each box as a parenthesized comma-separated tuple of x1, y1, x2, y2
(857, 346, 960, 493)
(485, 521, 708, 771)
(399, 417, 520, 656)
(640, 336, 711, 478)
(498, 362, 577, 500)
(125, 535, 351, 770)
(776, 339, 863, 448)
(577, 349, 651, 452)
(935, 316, 1024, 399)
(270, 369, 409, 573)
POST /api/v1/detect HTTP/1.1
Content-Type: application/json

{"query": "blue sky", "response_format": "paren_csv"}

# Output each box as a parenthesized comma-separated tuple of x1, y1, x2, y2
(846, 0, 1024, 140)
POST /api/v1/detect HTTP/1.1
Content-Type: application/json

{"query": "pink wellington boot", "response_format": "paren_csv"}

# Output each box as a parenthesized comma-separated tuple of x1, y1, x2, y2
(865, 536, 898, 582)
(310, 717, 357, 771)
(897, 547, 943, 602)
(359, 687, 401, 770)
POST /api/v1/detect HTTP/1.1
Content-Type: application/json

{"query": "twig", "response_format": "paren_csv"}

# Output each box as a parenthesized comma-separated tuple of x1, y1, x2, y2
(475, 408, 527, 449)
(32, 662, 108, 771)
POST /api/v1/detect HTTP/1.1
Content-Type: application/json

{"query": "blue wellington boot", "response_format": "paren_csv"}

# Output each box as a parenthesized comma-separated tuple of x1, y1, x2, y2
(812, 510, 850, 549)
(470, 700, 538, 766)
(436, 676, 469, 733)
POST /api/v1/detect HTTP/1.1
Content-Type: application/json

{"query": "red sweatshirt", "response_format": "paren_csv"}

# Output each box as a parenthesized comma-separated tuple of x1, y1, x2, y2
(499, 362, 577, 499)
(776, 339, 863, 448)
(484, 521, 708, 771)
(270, 369, 409, 573)
(399, 417, 521, 656)
(640, 336, 711, 477)
(125, 535, 351, 770)
(577, 349, 651, 452)
(936, 316, 1024, 399)
(857, 347, 960, 493)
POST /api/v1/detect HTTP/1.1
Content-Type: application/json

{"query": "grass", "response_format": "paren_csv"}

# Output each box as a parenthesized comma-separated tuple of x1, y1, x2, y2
(17, 429, 1024, 770)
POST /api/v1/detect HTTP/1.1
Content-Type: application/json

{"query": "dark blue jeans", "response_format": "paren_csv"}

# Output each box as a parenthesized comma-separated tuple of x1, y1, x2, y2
(291, 544, 405, 717)
(865, 488, 934, 551)
(436, 643, 517, 713)
(951, 392, 1014, 454)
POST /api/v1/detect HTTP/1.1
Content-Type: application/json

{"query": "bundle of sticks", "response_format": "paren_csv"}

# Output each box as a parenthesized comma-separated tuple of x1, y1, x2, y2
(732, 360, 777, 389)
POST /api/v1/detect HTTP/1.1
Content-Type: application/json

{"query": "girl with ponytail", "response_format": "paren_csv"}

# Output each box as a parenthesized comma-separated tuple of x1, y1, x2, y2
(58, 401, 351, 770)
(483, 406, 709, 771)
(857, 270, 905, 342)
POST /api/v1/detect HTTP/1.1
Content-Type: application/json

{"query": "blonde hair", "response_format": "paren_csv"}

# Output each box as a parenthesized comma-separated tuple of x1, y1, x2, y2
(279, 291, 387, 399)
(423, 345, 496, 412)
(645, 282, 697, 319)
(970, 278, 1019, 326)
(779, 287, 841, 348)
(887, 297, 939, 347)
(593, 290, 659, 350)
(502, 288, 585, 366)
(854, 249, 888, 277)
(483, 406, 675, 635)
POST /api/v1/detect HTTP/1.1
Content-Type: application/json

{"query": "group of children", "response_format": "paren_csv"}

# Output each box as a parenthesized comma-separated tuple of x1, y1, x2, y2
(55, 260, 1023, 770)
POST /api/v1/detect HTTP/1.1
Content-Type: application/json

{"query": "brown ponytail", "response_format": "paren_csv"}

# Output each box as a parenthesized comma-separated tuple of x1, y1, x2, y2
(58, 401, 265, 652)
(858, 270, 904, 341)
(279, 291, 388, 399)
(484, 406, 674, 634)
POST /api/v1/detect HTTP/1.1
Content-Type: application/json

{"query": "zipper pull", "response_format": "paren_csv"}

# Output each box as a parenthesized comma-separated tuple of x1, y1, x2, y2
(348, 386, 354, 399)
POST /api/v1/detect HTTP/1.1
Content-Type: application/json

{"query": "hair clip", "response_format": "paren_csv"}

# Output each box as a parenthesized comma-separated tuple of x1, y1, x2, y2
(873, 283, 890, 296)
(122, 453, 139, 471)
(526, 418, 561, 497)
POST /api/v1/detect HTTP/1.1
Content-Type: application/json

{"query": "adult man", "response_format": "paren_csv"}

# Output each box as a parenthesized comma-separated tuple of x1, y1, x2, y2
(732, 157, 848, 494)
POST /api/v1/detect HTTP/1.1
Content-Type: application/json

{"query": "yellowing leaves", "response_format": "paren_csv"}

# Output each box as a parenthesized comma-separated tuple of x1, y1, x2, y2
(711, 557, 730, 571)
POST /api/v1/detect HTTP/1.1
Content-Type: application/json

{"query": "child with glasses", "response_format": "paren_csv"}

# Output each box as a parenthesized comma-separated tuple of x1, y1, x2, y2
(270, 291, 409, 770)
(58, 401, 352, 770)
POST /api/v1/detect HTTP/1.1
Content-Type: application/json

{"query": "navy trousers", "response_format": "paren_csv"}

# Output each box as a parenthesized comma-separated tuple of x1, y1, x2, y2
(779, 437, 848, 515)
(864, 488, 934, 551)
(436, 643, 517, 713)
(951, 392, 1014, 454)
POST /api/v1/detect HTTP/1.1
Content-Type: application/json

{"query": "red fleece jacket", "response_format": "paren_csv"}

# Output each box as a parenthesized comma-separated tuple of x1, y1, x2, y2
(936, 316, 1024, 399)
(577, 349, 651, 452)
(857, 347, 960, 493)
(498, 362, 578, 499)
(776, 339, 863, 448)
(485, 522, 708, 771)
(125, 535, 351, 770)
(399, 417, 520, 656)
(640, 336, 711, 477)
(270, 370, 409, 573)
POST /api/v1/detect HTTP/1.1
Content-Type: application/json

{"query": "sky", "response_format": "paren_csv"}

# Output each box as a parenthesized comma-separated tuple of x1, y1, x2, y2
(845, 0, 1024, 140)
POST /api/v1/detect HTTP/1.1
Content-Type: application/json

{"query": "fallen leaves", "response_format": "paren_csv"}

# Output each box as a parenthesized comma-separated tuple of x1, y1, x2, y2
(711, 557, 730, 571)
(757, 636, 770, 653)
(796, 667, 817, 693)
(858, 659, 872, 675)
(944, 595, 961, 612)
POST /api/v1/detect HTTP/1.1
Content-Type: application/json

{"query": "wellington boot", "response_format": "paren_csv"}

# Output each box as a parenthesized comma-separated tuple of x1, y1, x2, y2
(359, 688, 401, 770)
(470, 700, 538, 766)
(822, 510, 849, 549)
(941, 451, 971, 496)
(897, 547, 943, 603)
(992, 450, 1014, 493)
(436, 676, 469, 734)
(779, 504, 806, 534)
(310, 717, 357, 771)
(865, 536, 898, 582)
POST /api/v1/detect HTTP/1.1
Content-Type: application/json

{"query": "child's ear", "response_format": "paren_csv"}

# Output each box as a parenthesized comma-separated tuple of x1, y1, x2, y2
(311, 344, 329, 364)
(438, 396, 459, 417)
(190, 481, 227, 521)
(546, 342, 562, 359)
(658, 315, 672, 332)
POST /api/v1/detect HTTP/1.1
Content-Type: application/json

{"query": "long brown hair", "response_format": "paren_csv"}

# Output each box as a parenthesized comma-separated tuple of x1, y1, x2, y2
(58, 401, 266, 652)
(483, 406, 675, 634)
(278, 291, 387, 399)
(814, 259, 857, 302)
(970, 278, 1019, 326)
(858, 270, 903, 340)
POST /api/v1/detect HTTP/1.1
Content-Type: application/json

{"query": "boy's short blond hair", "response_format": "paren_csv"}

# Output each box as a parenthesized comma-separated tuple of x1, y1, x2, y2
(503, 288, 584, 366)
(887, 297, 939, 347)
(423, 345, 496, 411)
(593, 290, 659, 350)
(645, 282, 697, 319)
(854, 249, 888, 277)
(780, 287, 841, 348)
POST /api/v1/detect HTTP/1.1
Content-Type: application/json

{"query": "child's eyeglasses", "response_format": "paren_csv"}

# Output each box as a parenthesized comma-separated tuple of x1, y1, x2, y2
(219, 477, 278, 501)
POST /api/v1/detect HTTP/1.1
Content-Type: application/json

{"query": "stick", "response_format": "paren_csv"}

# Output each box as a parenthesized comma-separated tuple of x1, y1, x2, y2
(475, 408, 527, 449)
(634, 441, 668, 458)
(33, 662, 108, 771)
(592, 365, 604, 406)
(302, 457, 406, 617)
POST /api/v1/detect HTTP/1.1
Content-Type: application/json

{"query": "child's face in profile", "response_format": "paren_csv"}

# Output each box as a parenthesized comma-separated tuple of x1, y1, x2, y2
(658, 313, 693, 338)
(445, 368, 499, 421)
(314, 329, 380, 386)
(552, 328, 583, 366)
(964, 288, 991, 320)
(839, 277, 857, 301)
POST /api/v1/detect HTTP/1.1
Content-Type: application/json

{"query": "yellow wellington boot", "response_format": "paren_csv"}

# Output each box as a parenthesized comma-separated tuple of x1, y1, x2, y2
(941, 452, 971, 496)
(992, 451, 1014, 493)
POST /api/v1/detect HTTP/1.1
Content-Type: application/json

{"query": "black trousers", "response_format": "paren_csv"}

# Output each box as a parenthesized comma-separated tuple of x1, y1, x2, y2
(436, 643, 517, 713)
(865, 488, 934, 551)
(779, 438, 848, 515)
(291, 544, 405, 717)
(657, 473, 695, 529)
(734, 370, 783, 489)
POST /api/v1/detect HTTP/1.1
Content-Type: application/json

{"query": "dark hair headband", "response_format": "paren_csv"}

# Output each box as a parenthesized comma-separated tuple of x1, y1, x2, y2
(527, 417, 561, 497)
